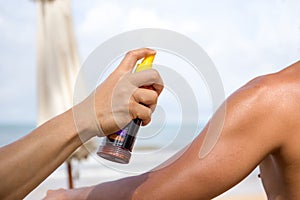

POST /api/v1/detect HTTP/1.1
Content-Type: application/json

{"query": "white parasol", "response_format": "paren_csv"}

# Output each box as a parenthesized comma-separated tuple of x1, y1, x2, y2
(36, 0, 96, 188)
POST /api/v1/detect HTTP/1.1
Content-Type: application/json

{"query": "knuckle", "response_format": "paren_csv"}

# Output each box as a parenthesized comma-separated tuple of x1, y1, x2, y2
(151, 89, 159, 98)
(149, 69, 164, 86)
(143, 118, 151, 126)
(128, 99, 136, 109)
(138, 107, 151, 119)
(146, 107, 152, 118)
(149, 91, 158, 104)
(126, 50, 137, 58)
(46, 190, 53, 195)
(149, 69, 160, 80)
(150, 104, 157, 112)
(139, 95, 146, 103)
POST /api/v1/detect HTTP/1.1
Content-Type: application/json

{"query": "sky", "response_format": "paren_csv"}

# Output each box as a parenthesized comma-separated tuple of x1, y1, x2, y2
(0, 0, 299, 125)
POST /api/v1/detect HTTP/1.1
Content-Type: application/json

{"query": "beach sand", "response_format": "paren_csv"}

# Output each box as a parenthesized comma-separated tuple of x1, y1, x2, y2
(214, 195, 266, 200)
(25, 150, 267, 199)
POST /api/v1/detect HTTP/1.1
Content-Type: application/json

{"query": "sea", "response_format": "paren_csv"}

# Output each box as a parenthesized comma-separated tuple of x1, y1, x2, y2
(0, 123, 36, 147)
(0, 122, 202, 148)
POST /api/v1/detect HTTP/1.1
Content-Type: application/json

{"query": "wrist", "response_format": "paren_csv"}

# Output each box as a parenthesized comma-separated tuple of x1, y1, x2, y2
(72, 97, 104, 142)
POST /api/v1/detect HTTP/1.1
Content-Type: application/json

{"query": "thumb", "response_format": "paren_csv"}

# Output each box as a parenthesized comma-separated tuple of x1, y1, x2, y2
(116, 48, 156, 73)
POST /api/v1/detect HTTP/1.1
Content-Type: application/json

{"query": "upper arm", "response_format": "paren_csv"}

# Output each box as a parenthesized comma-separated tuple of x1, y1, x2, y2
(133, 74, 287, 200)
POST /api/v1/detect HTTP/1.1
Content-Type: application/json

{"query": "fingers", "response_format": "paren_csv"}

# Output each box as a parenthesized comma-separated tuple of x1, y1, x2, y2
(130, 88, 159, 126)
(130, 101, 152, 126)
(43, 189, 66, 200)
(127, 69, 163, 126)
(97, 48, 163, 133)
(133, 88, 158, 107)
(116, 48, 156, 73)
(115, 48, 163, 96)
(129, 69, 164, 95)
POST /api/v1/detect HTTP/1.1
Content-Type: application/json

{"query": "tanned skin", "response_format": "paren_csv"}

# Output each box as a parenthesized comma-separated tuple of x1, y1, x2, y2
(0, 48, 163, 200)
(44, 61, 300, 200)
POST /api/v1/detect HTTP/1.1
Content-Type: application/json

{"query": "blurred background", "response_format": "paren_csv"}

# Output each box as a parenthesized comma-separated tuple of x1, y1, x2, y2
(0, 0, 299, 126)
(0, 0, 299, 199)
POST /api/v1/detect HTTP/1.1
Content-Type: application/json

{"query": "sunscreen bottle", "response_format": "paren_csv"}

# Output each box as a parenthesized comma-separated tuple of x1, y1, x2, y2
(97, 55, 155, 164)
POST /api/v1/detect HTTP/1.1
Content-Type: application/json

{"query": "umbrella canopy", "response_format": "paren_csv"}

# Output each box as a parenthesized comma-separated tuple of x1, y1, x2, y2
(37, 0, 80, 124)
(36, 0, 96, 188)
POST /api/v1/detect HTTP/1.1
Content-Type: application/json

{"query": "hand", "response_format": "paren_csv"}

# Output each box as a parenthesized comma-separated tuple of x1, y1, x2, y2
(42, 189, 68, 200)
(74, 48, 164, 140)
(43, 187, 93, 200)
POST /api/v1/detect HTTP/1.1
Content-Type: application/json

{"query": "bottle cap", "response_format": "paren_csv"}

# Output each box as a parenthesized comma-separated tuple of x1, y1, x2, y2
(135, 55, 155, 73)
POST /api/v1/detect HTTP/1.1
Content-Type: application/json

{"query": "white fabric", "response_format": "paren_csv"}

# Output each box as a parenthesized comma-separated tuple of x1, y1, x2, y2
(37, 0, 80, 124)
(37, 0, 96, 161)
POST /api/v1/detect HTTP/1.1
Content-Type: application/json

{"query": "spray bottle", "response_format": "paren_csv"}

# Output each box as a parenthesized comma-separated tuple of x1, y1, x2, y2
(97, 55, 155, 164)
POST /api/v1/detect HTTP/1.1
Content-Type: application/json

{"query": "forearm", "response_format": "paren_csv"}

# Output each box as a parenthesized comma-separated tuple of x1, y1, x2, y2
(0, 109, 84, 199)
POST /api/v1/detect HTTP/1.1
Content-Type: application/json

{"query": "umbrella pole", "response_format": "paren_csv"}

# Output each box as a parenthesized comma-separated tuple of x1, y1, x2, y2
(67, 160, 74, 189)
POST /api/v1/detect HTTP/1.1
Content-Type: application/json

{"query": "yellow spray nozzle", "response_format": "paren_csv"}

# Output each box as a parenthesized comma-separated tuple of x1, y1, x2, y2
(135, 55, 155, 73)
